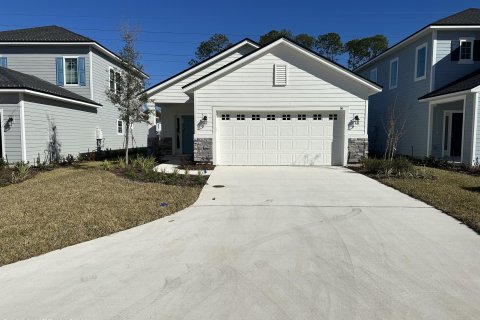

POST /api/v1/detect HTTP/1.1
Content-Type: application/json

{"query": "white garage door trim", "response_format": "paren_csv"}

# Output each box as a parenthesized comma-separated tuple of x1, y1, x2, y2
(212, 107, 349, 166)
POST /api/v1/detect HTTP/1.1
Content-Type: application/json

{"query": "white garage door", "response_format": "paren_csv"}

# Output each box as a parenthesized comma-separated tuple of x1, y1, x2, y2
(216, 111, 344, 165)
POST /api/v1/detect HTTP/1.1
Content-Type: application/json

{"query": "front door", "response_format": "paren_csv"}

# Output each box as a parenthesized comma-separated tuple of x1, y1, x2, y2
(181, 115, 194, 154)
(450, 113, 463, 157)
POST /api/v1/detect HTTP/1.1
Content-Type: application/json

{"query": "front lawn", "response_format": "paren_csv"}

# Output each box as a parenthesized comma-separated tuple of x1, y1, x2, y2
(0, 166, 203, 266)
(377, 167, 480, 233)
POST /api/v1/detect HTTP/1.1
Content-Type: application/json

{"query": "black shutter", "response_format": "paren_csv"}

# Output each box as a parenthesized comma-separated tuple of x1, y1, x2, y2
(473, 40, 480, 61)
(451, 40, 460, 61)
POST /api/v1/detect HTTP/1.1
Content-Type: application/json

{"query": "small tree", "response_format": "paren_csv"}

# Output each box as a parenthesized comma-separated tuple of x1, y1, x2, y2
(106, 26, 150, 165)
(383, 99, 406, 160)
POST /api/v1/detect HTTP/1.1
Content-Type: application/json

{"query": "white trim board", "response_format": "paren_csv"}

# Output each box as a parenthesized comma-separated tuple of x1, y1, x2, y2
(19, 93, 26, 162)
(472, 93, 478, 164)
(442, 110, 464, 158)
(0, 109, 4, 159)
(0, 89, 101, 108)
(183, 38, 382, 93)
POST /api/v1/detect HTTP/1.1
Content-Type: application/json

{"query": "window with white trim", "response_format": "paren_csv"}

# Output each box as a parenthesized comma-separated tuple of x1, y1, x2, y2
(64, 57, 78, 85)
(459, 38, 474, 62)
(297, 114, 306, 120)
(389, 58, 398, 89)
(236, 114, 245, 120)
(282, 114, 291, 120)
(329, 114, 338, 121)
(313, 114, 322, 120)
(415, 43, 427, 81)
(252, 114, 260, 120)
(117, 120, 124, 135)
(109, 67, 121, 92)
(221, 114, 230, 120)
(370, 68, 377, 82)
(267, 114, 275, 120)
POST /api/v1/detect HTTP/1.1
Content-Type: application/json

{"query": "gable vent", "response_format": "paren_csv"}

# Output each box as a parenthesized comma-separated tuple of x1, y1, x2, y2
(274, 64, 287, 86)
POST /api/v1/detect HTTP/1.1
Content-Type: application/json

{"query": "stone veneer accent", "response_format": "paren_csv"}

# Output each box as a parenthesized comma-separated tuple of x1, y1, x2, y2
(194, 138, 213, 162)
(348, 138, 368, 163)
(159, 137, 173, 155)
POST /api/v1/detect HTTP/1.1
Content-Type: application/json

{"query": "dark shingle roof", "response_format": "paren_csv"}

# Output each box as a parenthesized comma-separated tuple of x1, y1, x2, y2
(0, 25, 93, 42)
(419, 68, 480, 100)
(0, 67, 101, 106)
(432, 8, 480, 25)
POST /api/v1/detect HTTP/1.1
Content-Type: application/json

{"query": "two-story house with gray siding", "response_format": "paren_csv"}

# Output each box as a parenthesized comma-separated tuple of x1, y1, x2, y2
(355, 8, 480, 165)
(0, 26, 152, 164)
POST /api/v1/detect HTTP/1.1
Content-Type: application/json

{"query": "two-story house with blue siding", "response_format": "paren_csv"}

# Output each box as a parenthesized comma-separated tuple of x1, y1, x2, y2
(355, 8, 480, 165)
(0, 26, 153, 164)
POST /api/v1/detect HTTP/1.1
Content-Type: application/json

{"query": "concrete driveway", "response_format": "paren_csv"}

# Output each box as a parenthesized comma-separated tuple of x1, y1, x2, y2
(1, 166, 480, 319)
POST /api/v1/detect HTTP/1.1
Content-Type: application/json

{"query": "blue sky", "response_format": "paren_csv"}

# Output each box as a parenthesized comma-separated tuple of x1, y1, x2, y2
(0, 0, 477, 86)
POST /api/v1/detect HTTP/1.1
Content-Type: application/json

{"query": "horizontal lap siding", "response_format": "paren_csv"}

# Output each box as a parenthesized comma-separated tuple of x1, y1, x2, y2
(0, 102, 21, 162)
(23, 95, 97, 163)
(196, 50, 368, 138)
(150, 46, 254, 103)
(92, 49, 149, 149)
(435, 31, 480, 89)
(359, 34, 432, 157)
(0, 46, 91, 99)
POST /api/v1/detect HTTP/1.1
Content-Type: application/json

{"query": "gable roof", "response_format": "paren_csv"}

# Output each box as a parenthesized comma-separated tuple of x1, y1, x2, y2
(0, 67, 101, 107)
(419, 67, 480, 100)
(355, 8, 480, 72)
(144, 38, 259, 96)
(0, 25, 148, 78)
(0, 25, 93, 42)
(182, 37, 382, 93)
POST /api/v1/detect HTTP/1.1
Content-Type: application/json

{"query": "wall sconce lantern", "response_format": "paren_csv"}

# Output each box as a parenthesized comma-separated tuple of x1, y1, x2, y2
(3, 117, 14, 131)
(202, 115, 208, 121)
(354, 115, 360, 125)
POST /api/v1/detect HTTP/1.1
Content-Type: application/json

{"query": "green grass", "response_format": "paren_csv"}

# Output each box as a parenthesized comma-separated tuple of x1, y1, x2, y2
(0, 167, 203, 266)
(377, 167, 480, 233)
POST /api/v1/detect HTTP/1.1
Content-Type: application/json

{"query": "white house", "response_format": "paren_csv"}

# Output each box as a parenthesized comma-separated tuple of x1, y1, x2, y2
(145, 37, 381, 166)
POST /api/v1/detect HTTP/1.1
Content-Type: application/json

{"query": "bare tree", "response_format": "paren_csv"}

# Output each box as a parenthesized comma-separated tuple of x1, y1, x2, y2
(105, 26, 150, 165)
(383, 98, 407, 160)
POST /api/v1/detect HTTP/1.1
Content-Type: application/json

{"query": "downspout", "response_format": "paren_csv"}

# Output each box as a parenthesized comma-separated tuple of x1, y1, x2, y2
(19, 92, 27, 162)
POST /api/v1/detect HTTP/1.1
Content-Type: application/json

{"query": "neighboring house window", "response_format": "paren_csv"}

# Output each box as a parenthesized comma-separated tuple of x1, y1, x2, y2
(389, 58, 399, 89)
(64, 57, 79, 85)
(117, 120, 124, 135)
(459, 38, 474, 62)
(0, 57, 7, 68)
(415, 43, 427, 81)
(109, 67, 121, 92)
(370, 68, 377, 82)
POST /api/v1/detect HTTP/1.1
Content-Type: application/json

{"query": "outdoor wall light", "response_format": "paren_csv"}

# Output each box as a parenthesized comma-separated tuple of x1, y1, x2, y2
(6, 117, 13, 125)
(202, 115, 208, 121)
(354, 115, 360, 125)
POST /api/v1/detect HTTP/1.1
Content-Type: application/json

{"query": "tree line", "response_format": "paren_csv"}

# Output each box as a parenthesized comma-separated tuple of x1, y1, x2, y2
(188, 29, 388, 70)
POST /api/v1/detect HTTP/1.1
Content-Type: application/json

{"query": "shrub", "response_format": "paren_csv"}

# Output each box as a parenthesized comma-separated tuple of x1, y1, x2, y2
(101, 160, 112, 171)
(361, 157, 415, 176)
(11, 162, 30, 184)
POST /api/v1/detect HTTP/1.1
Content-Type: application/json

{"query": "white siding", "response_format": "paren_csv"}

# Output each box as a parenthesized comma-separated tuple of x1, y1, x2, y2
(195, 47, 369, 139)
(475, 93, 480, 163)
(160, 104, 193, 137)
(150, 46, 254, 104)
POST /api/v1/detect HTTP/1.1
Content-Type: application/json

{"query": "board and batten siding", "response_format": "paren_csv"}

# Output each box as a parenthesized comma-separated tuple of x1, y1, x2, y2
(23, 95, 98, 163)
(194, 47, 369, 139)
(0, 93, 22, 162)
(0, 46, 91, 99)
(150, 46, 255, 104)
(434, 30, 480, 90)
(359, 33, 432, 157)
(91, 48, 149, 150)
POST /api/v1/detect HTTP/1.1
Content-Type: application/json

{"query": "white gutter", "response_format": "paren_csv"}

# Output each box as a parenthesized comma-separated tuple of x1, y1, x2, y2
(19, 93, 27, 162)
(0, 89, 102, 108)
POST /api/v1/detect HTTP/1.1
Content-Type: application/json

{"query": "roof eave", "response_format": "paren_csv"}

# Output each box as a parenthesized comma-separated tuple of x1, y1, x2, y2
(0, 88, 102, 108)
(144, 39, 260, 96)
(418, 89, 474, 102)
(183, 38, 382, 93)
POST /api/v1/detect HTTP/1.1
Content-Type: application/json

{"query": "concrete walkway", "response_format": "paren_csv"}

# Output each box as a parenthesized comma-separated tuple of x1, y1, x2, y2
(1, 166, 480, 319)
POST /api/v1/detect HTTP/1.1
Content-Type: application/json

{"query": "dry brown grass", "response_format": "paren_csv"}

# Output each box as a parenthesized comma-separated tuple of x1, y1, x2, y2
(379, 167, 480, 233)
(0, 167, 202, 265)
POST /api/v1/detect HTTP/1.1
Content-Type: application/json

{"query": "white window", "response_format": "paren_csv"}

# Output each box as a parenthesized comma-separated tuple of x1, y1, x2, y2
(297, 114, 306, 120)
(459, 38, 474, 63)
(282, 114, 291, 120)
(274, 64, 287, 86)
(117, 120, 124, 135)
(109, 67, 121, 92)
(329, 114, 338, 121)
(64, 57, 78, 85)
(389, 58, 399, 89)
(236, 114, 245, 120)
(221, 114, 230, 120)
(370, 68, 377, 82)
(415, 43, 427, 81)
(267, 114, 276, 120)
(313, 114, 322, 120)
(251, 114, 260, 120)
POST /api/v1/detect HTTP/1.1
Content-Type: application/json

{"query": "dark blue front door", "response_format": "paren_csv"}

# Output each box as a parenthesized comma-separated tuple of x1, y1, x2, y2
(182, 115, 194, 154)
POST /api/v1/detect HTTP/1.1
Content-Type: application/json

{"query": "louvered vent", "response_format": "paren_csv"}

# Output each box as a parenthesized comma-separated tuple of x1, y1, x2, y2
(274, 64, 287, 86)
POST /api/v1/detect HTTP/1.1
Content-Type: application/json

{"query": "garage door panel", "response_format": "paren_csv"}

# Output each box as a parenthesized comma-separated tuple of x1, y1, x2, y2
(217, 111, 342, 166)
